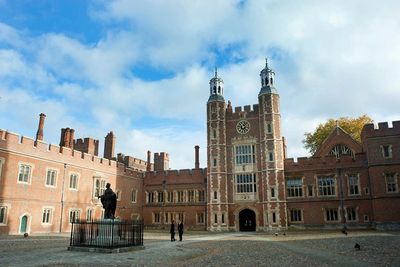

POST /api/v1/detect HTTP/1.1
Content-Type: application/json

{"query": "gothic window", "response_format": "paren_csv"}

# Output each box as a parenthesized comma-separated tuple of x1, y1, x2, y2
(0, 206, 7, 224)
(267, 123, 272, 133)
(270, 187, 276, 198)
(268, 152, 274, 162)
(286, 178, 303, 197)
(213, 191, 218, 200)
(348, 174, 360, 195)
(235, 144, 256, 165)
(214, 213, 218, 224)
(42, 208, 52, 224)
(318, 176, 336, 196)
(221, 213, 225, 224)
(236, 173, 257, 193)
(272, 212, 276, 223)
(329, 144, 354, 158)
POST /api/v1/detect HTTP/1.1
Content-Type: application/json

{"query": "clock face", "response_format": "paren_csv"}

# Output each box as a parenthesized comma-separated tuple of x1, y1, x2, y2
(236, 120, 250, 134)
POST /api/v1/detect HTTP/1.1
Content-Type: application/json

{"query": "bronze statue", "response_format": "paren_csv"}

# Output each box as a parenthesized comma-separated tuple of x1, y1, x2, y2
(99, 183, 117, 219)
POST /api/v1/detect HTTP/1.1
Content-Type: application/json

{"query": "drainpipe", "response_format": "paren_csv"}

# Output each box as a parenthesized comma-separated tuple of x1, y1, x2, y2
(59, 163, 67, 232)
(337, 166, 346, 228)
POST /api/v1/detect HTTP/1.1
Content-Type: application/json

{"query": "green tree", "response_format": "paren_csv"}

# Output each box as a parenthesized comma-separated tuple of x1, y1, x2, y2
(303, 115, 373, 155)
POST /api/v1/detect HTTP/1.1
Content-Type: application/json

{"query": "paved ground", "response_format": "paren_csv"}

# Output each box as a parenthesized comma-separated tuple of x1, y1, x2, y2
(0, 230, 399, 266)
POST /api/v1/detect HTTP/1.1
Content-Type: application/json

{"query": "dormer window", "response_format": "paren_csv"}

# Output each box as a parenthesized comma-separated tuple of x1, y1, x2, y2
(329, 144, 354, 159)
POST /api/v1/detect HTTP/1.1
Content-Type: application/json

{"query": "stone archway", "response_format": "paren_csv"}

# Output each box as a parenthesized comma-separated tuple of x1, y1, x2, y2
(239, 209, 256, 232)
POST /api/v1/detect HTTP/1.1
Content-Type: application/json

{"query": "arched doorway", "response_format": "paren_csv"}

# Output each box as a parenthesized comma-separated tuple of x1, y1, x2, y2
(239, 209, 256, 231)
(20, 215, 28, 233)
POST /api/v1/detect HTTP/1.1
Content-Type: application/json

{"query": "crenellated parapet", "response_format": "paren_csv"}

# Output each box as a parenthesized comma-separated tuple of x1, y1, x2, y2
(117, 153, 149, 172)
(285, 153, 367, 172)
(226, 104, 260, 120)
(144, 168, 207, 185)
(0, 129, 144, 177)
(361, 121, 400, 139)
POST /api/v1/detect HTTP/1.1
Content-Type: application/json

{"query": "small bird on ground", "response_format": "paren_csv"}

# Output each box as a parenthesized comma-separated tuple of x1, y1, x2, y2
(354, 243, 361, 250)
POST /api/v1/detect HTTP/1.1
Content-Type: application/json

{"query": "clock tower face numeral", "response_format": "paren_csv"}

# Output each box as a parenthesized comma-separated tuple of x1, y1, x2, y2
(236, 120, 250, 134)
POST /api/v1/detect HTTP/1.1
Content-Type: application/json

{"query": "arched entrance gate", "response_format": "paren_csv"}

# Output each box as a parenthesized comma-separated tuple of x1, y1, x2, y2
(239, 209, 256, 231)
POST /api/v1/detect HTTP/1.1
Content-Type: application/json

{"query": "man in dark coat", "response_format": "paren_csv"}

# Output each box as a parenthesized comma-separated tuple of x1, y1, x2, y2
(178, 221, 184, 241)
(100, 183, 117, 219)
(170, 220, 176, 241)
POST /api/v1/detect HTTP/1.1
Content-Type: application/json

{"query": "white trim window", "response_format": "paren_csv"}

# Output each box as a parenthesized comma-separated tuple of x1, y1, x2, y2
(381, 145, 393, 159)
(86, 208, 94, 222)
(131, 190, 137, 203)
(94, 178, 106, 198)
(348, 174, 360, 196)
(318, 176, 336, 196)
(69, 173, 79, 190)
(287, 178, 303, 197)
(198, 190, 205, 202)
(235, 144, 256, 165)
(236, 173, 257, 193)
(42, 208, 52, 224)
(0, 158, 4, 179)
(177, 191, 184, 203)
(167, 191, 174, 203)
(325, 208, 339, 222)
(45, 169, 57, 187)
(197, 212, 205, 224)
(69, 209, 80, 223)
(153, 212, 161, 224)
(290, 209, 302, 222)
(158, 191, 164, 203)
(188, 190, 195, 202)
(0, 206, 7, 224)
(18, 164, 32, 184)
(386, 173, 398, 193)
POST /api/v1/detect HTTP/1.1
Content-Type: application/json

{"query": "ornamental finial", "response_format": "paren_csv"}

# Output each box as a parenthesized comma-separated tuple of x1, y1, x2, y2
(265, 58, 268, 68)
(214, 67, 218, 78)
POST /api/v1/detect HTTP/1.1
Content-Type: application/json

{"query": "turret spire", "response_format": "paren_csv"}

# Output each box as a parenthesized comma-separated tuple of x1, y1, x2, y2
(259, 57, 277, 96)
(208, 67, 225, 102)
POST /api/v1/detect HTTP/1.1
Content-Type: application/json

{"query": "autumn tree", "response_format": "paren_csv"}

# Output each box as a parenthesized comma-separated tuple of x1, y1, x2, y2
(303, 115, 373, 155)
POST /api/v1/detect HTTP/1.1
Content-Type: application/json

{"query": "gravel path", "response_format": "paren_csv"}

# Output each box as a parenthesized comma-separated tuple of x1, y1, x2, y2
(0, 231, 399, 267)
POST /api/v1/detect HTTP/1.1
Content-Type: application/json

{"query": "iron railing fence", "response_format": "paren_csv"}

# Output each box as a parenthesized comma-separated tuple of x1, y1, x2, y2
(70, 219, 144, 249)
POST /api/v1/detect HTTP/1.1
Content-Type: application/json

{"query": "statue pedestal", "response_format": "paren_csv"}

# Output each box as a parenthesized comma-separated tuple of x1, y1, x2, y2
(94, 219, 121, 246)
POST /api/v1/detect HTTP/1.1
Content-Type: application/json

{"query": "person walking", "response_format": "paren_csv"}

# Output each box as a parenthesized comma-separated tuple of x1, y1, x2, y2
(170, 220, 176, 241)
(178, 220, 184, 241)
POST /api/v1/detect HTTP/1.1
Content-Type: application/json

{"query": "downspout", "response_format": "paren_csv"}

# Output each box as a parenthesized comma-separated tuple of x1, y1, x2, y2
(59, 163, 67, 232)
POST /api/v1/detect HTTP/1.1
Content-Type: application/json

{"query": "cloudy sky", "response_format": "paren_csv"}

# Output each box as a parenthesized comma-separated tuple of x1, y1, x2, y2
(0, 0, 399, 169)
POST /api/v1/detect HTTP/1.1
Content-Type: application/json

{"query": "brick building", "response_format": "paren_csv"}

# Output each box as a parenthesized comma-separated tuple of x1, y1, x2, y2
(0, 61, 399, 234)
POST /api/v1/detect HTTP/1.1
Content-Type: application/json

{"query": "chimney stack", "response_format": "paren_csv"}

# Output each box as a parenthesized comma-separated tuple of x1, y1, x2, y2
(69, 129, 75, 150)
(35, 113, 46, 141)
(146, 150, 151, 171)
(104, 131, 116, 159)
(194, 145, 200, 169)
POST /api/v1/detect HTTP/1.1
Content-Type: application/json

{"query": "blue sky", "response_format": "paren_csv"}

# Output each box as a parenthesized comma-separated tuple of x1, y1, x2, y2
(1, 0, 400, 168)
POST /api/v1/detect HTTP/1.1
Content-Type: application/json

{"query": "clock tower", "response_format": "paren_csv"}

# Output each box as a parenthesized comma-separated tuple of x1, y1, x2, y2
(206, 60, 287, 231)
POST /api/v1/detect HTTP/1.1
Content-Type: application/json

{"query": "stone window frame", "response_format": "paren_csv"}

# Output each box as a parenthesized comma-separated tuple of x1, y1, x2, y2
(0, 204, 9, 225)
(175, 212, 184, 223)
(221, 212, 227, 225)
(316, 175, 337, 197)
(153, 212, 161, 224)
(235, 173, 257, 194)
(69, 208, 81, 224)
(346, 173, 361, 196)
(345, 206, 358, 222)
(68, 172, 79, 191)
(307, 184, 314, 197)
(131, 189, 138, 203)
(164, 212, 173, 224)
(385, 173, 398, 193)
(187, 190, 195, 203)
(166, 191, 174, 203)
(380, 144, 393, 159)
(197, 189, 206, 202)
(41, 207, 54, 225)
(86, 208, 94, 222)
(213, 213, 218, 224)
(268, 151, 274, 162)
(17, 162, 34, 185)
(93, 177, 106, 199)
(234, 144, 256, 165)
(270, 186, 276, 199)
(44, 168, 58, 188)
(266, 122, 273, 134)
(289, 209, 303, 223)
(196, 212, 205, 225)
(177, 191, 185, 203)
(0, 157, 4, 180)
(323, 207, 340, 222)
(271, 211, 278, 224)
(286, 177, 304, 198)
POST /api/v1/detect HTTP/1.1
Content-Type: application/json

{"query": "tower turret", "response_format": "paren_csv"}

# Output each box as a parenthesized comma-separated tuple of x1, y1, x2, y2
(259, 59, 277, 95)
(208, 68, 225, 102)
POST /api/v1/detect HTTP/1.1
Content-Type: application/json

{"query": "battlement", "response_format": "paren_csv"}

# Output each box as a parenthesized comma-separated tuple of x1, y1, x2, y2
(0, 129, 146, 176)
(226, 104, 260, 120)
(74, 137, 99, 156)
(154, 152, 169, 171)
(285, 153, 366, 171)
(117, 153, 149, 172)
(361, 121, 400, 139)
(144, 168, 207, 185)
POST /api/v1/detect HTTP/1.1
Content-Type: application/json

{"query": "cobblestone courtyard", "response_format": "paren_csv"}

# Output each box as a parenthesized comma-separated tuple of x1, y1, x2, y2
(1, 231, 399, 267)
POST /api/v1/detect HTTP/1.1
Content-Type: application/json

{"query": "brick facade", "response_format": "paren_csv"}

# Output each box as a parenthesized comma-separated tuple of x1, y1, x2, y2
(0, 62, 399, 234)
